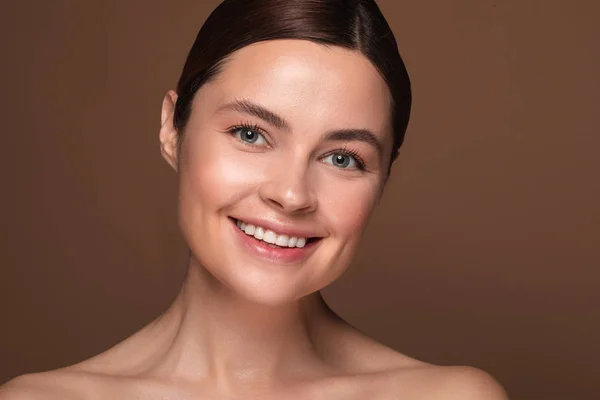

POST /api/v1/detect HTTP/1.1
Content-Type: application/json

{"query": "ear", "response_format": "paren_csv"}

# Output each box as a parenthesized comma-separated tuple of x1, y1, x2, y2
(159, 90, 180, 171)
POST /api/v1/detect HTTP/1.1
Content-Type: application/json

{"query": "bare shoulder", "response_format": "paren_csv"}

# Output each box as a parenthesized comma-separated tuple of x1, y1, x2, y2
(1, 373, 63, 400)
(383, 364, 508, 400)
(330, 323, 508, 399)
(427, 365, 507, 400)
(0, 369, 105, 400)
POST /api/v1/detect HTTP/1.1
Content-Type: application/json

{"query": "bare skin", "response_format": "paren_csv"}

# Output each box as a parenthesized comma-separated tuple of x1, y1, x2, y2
(1, 40, 508, 400)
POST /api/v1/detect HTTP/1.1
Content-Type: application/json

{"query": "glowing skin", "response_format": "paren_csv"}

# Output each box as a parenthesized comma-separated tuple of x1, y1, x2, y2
(165, 40, 394, 305)
(1, 40, 507, 400)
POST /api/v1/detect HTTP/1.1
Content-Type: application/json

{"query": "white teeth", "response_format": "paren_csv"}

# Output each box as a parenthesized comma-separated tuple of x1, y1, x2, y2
(263, 230, 277, 244)
(254, 226, 264, 240)
(236, 219, 310, 248)
(288, 237, 298, 248)
(244, 224, 255, 235)
(276, 235, 289, 247)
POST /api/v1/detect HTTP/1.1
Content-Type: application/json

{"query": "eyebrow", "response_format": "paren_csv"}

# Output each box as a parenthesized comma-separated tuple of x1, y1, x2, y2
(217, 99, 383, 154)
(217, 99, 291, 131)
(322, 129, 383, 155)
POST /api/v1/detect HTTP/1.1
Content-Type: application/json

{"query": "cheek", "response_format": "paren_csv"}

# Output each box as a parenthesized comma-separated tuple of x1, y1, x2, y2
(318, 178, 380, 241)
(179, 134, 258, 212)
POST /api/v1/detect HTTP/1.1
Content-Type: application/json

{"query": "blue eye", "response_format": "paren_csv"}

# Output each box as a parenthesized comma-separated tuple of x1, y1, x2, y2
(233, 127, 267, 145)
(323, 153, 360, 169)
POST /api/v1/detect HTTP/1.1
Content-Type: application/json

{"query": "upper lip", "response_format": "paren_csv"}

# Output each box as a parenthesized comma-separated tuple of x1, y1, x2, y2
(231, 216, 325, 239)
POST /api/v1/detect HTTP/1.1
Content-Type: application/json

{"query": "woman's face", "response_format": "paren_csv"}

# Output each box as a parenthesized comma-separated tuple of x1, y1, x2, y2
(161, 39, 393, 304)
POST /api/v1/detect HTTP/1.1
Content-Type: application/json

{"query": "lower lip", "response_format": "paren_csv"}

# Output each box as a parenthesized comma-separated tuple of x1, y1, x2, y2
(230, 218, 320, 264)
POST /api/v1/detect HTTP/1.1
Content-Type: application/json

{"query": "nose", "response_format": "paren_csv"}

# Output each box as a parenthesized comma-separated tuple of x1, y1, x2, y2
(258, 166, 317, 215)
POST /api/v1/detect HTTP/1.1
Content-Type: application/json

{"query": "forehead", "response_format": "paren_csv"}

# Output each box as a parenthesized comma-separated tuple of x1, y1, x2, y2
(200, 39, 393, 144)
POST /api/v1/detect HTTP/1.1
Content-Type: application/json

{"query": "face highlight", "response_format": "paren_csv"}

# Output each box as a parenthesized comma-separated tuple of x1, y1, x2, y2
(164, 40, 393, 304)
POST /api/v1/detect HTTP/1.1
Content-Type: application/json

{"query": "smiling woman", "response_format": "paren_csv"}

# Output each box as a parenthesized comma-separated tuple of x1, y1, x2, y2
(1, 1, 507, 399)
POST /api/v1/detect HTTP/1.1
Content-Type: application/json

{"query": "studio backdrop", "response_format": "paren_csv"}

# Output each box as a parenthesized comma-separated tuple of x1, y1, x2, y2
(1, 1, 598, 399)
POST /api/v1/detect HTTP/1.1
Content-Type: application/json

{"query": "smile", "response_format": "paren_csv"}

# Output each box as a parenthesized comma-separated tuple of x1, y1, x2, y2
(234, 219, 312, 248)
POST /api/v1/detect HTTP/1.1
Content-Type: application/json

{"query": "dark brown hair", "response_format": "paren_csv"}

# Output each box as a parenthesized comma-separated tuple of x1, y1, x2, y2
(174, 0, 411, 165)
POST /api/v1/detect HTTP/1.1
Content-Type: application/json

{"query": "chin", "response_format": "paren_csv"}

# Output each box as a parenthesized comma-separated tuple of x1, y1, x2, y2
(191, 248, 345, 307)
(232, 281, 312, 306)
(210, 257, 321, 306)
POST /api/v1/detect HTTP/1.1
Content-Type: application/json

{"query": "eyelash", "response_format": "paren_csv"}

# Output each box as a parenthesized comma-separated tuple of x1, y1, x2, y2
(227, 121, 270, 145)
(226, 122, 368, 172)
(324, 146, 367, 171)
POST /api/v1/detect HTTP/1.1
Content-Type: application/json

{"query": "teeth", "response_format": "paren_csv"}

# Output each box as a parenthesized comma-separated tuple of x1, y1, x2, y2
(276, 235, 289, 247)
(235, 219, 309, 248)
(244, 224, 255, 235)
(263, 230, 277, 244)
(288, 237, 297, 248)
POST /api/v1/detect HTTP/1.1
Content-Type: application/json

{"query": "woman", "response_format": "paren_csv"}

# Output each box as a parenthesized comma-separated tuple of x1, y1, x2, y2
(2, 0, 507, 398)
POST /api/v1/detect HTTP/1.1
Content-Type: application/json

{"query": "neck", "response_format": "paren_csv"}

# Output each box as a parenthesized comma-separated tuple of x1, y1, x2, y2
(146, 257, 340, 387)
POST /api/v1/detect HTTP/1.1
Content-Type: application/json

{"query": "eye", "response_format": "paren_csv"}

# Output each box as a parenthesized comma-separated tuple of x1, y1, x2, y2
(232, 126, 268, 146)
(323, 152, 362, 170)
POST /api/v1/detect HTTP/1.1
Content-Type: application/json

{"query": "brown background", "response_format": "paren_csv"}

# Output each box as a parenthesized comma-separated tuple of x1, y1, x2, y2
(1, 1, 598, 399)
